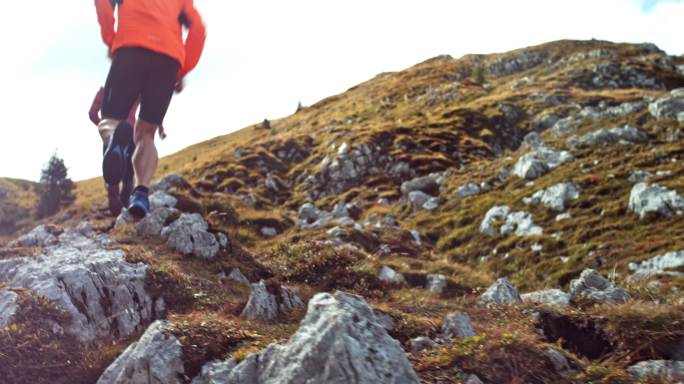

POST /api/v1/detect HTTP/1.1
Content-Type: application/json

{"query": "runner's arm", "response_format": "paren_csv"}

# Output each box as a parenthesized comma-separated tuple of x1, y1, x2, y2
(95, 0, 116, 49)
(89, 87, 105, 126)
(179, 0, 206, 78)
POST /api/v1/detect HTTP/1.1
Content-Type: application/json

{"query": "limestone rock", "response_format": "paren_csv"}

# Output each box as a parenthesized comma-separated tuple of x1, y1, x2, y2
(227, 268, 250, 286)
(191, 359, 238, 384)
(0, 289, 18, 328)
(629, 182, 684, 218)
(545, 348, 570, 372)
(512, 147, 574, 180)
(408, 190, 432, 211)
(456, 183, 481, 198)
(241, 280, 304, 322)
(9, 224, 60, 248)
(480, 206, 511, 236)
(440, 311, 476, 339)
(523, 182, 580, 212)
(136, 207, 180, 238)
(149, 191, 178, 210)
(260, 227, 277, 237)
(161, 213, 220, 259)
(0, 228, 155, 341)
(629, 170, 654, 184)
(678, 112, 684, 124)
(569, 126, 647, 148)
(151, 174, 191, 193)
(409, 337, 437, 353)
(97, 321, 184, 384)
(649, 97, 684, 120)
(213, 291, 420, 383)
(426, 274, 447, 293)
(401, 175, 439, 196)
(464, 374, 484, 384)
(627, 360, 684, 381)
(500, 211, 543, 237)
(629, 250, 684, 277)
(521, 289, 571, 307)
(379, 266, 406, 284)
(479, 278, 522, 305)
(569, 269, 631, 304)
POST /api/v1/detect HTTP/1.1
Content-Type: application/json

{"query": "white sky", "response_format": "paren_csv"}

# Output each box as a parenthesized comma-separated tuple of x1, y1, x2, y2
(0, 0, 681, 182)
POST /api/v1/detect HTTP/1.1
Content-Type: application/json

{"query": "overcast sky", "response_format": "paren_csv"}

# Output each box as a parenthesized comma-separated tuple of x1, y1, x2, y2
(0, 0, 681, 182)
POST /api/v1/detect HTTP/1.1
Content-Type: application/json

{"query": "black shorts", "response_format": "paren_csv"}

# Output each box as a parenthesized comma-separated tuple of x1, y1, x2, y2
(101, 47, 180, 126)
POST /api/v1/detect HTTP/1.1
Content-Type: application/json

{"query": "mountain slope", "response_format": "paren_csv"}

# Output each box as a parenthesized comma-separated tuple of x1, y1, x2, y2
(0, 178, 38, 237)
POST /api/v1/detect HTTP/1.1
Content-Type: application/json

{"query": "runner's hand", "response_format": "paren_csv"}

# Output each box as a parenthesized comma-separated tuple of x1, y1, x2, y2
(174, 78, 185, 94)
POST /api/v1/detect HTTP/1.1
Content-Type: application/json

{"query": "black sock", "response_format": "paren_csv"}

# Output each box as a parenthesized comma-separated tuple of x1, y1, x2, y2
(133, 185, 149, 194)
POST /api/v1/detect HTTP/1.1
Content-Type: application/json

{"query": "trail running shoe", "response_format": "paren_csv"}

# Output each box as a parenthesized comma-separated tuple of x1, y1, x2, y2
(106, 183, 123, 217)
(102, 122, 134, 185)
(128, 186, 150, 219)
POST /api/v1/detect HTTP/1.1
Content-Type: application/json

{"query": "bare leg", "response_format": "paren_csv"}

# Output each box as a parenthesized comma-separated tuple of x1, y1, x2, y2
(132, 119, 159, 187)
(97, 118, 122, 146)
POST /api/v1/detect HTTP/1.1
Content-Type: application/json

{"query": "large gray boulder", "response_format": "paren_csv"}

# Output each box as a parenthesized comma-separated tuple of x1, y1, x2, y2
(629, 182, 684, 218)
(97, 321, 185, 384)
(0, 227, 155, 342)
(569, 126, 647, 148)
(440, 311, 476, 339)
(9, 224, 60, 248)
(627, 360, 684, 381)
(479, 278, 522, 305)
(569, 269, 631, 304)
(521, 289, 571, 307)
(240, 280, 304, 322)
(512, 147, 574, 180)
(523, 182, 580, 212)
(629, 250, 684, 277)
(161, 213, 220, 259)
(201, 291, 420, 384)
(649, 97, 684, 120)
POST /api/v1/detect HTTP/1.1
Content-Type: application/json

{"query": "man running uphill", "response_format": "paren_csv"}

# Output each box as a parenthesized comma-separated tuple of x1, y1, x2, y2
(95, 0, 206, 218)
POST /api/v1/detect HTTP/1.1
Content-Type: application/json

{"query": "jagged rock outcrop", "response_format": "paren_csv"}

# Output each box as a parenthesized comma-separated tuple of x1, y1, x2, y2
(627, 360, 684, 381)
(568, 126, 647, 148)
(629, 182, 684, 218)
(8, 224, 61, 248)
(569, 269, 630, 304)
(440, 311, 476, 339)
(378, 266, 406, 284)
(298, 201, 356, 229)
(524, 182, 580, 212)
(629, 250, 684, 278)
(479, 278, 522, 305)
(0, 224, 156, 341)
(426, 274, 447, 293)
(161, 213, 221, 259)
(512, 146, 574, 180)
(240, 280, 304, 321)
(97, 321, 185, 384)
(200, 291, 420, 383)
(521, 289, 571, 307)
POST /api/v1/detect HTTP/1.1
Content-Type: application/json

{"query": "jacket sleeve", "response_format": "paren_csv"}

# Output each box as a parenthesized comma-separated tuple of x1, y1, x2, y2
(95, 0, 116, 48)
(179, 0, 207, 78)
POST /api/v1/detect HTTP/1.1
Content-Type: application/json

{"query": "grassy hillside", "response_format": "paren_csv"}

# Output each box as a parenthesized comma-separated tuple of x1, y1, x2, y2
(0, 178, 38, 238)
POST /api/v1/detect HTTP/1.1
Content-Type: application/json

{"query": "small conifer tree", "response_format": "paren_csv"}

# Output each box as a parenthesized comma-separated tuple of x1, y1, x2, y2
(36, 153, 75, 218)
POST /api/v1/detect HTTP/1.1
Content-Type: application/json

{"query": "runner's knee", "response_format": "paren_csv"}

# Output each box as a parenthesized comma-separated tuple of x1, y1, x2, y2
(134, 119, 158, 143)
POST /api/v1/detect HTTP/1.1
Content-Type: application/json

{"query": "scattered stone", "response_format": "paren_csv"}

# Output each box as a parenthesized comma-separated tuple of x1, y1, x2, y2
(161, 213, 220, 259)
(136, 207, 180, 238)
(327, 226, 346, 238)
(501, 211, 543, 237)
(426, 274, 447, 293)
(422, 196, 442, 211)
(298, 203, 321, 224)
(523, 182, 580, 212)
(9, 224, 60, 248)
(569, 269, 631, 304)
(151, 174, 191, 193)
(678, 112, 684, 124)
(217, 233, 230, 249)
(569, 126, 647, 148)
(149, 191, 178, 210)
(545, 348, 571, 372)
(378, 266, 406, 284)
(629, 182, 684, 218)
(480, 206, 511, 236)
(440, 311, 476, 339)
(240, 280, 304, 322)
(627, 360, 684, 381)
(260, 226, 278, 237)
(401, 175, 439, 196)
(227, 268, 250, 286)
(629, 170, 654, 184)
(629, 250, 684, 277)
(0, 228, 155, 341)
(479, 278, 522, 305)
(513, 147, 574, 180)
(521, 289, 571, 307)
(456, 183, 481, 198)
(97, 321, 184, 384)
(191, 359, 238, 384)
(409, 336, 438, 353)
(0, 289, 18, 328)
(207, 291, 420, 383)
(408, 190, 438, 211)
(649, 97, 684, 120)
(410, 230, 422, 247)
(464, 374, 484, 384)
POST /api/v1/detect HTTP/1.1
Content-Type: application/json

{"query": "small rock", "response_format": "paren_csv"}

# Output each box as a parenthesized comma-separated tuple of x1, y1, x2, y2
(479, 278, 522, 305)
(260, 227, 278, 237)
(378, 266, 406, 284)
(480, 206, 511, 236)
(464, 374, 484, 384)
(409, 336, 438, 353)
(441, 311, 476, 339)
(423, 196, 442, 211)
(227, 268, 250, 286)
(426, 274, 447, 293)
(569, 126, 647, 148)
(149, 191, 178, 210)
(298, 203, 321, 224)
(456, 183, 481, 198)
(161, 213, 220, 259)
(96, 321, 184, 384)
(512, 147, 574, 180)
(627, 360, 684, 381)
(524, 182, 580, 212)
(629, 182, 684, 218)
(545, 348, 570, 372)
(649, 97, 684, 120)
(501, 211, 543, 237)
(327, 226, 346, 238)
(401, 175, 439, 196)
(569, 269, 631, 304)
(240, 280, 303, 322)
(0, 289, 18, 328)
(408, 190, 433, 211)
(629, 250, 684, 277)
(410, 230, 422, 247)
(136, 207, 180, 238)
(217, 232, 230, 248)
(191, 359, 238, 384)
(9, 224, 60, 248)
(151, 174, 191, 193)
(629, 170, 654, 184)
(521, 289, 571, 307)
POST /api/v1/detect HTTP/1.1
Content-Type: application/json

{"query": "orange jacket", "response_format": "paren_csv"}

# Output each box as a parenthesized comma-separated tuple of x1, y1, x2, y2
(95, 0, 206, 78)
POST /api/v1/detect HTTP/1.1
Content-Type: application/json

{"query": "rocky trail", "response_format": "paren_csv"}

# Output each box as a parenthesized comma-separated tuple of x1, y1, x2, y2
(2, 39, 684, 383)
